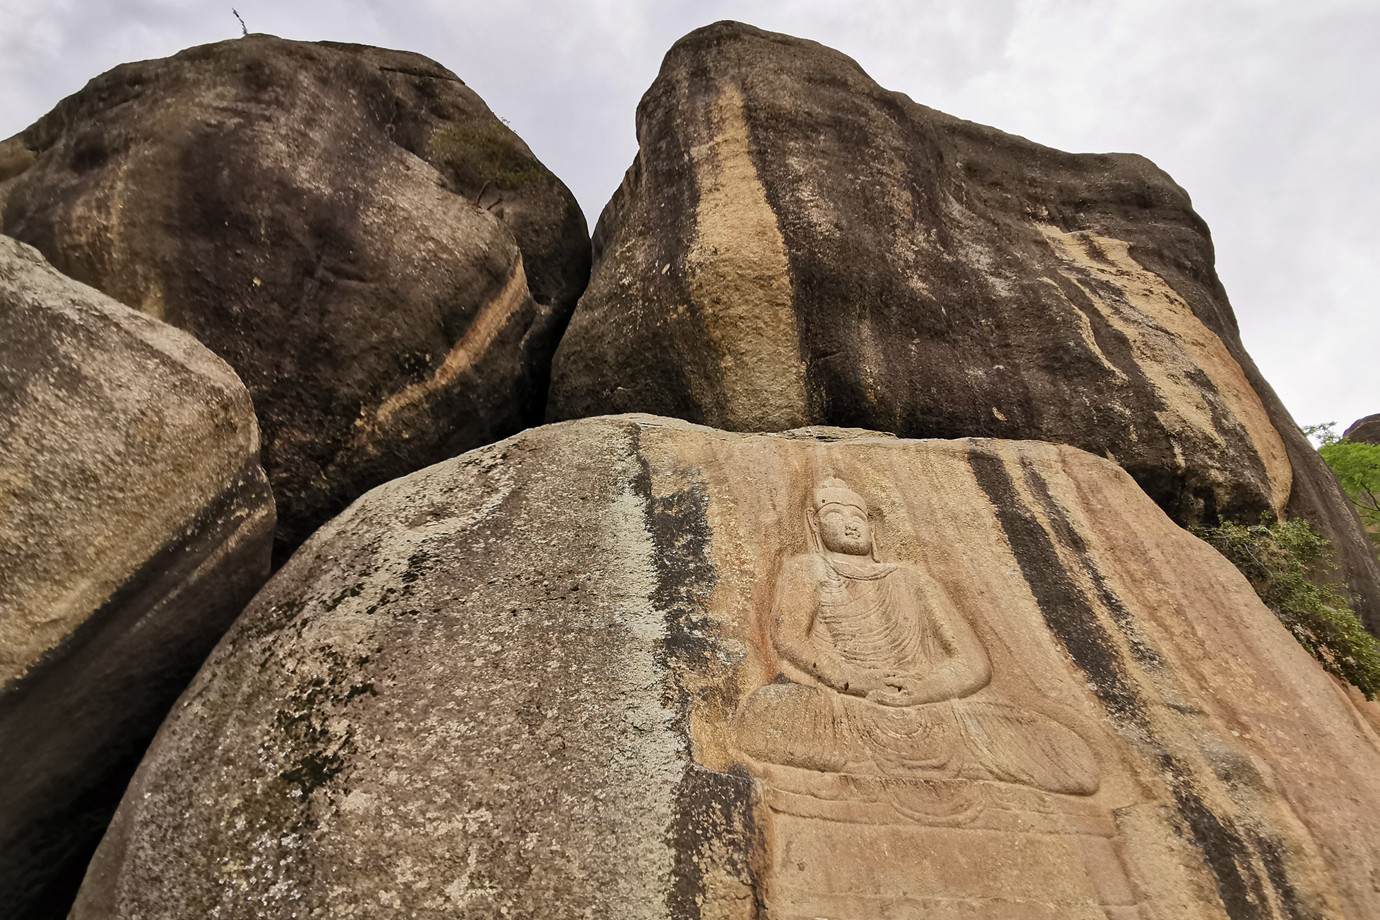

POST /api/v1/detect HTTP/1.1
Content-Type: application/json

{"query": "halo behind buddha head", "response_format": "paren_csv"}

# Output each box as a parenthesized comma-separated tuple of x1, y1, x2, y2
(809, 476, 880, 560)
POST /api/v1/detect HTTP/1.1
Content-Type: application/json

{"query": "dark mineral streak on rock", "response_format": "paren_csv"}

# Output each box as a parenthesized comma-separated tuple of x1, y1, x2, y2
(633, 449, 717, 683)
(967, 451, 1143, 725)
(1257, 834, 1314, 920)
(970, 449, 1314, 920)
(1016, 458, 1168, 672)
(630, 425, 762, 916)
(666, 765, 766, 920)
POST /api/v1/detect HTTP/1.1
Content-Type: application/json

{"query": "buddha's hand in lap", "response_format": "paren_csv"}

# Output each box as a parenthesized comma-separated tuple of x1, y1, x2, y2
(861, 673, 923, 707)
(866, 688, 917, 707)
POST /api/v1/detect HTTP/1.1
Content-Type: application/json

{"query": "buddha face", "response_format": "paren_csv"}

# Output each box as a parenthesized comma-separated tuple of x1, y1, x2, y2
(816, 503, 872, 556)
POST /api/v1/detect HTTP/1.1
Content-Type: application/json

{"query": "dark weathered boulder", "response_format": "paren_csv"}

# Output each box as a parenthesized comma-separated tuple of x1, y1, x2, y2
(0, 35, 590, 560)
(72, 416, 1380, 919)
(0, 235, 274, 920)
(1344, 414, 1380, 445)
(547, 21, 1380, 631)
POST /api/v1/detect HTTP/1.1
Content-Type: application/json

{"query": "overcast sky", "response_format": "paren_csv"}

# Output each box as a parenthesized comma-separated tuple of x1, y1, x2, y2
(2, 0, 1375, 433)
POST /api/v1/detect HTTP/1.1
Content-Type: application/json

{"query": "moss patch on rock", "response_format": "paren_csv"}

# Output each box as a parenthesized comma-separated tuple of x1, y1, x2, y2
(430, 122, 548, 192)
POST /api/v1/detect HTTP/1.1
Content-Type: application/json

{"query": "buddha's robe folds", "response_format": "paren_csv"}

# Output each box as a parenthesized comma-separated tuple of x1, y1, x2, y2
(736, 554, 1100, 796)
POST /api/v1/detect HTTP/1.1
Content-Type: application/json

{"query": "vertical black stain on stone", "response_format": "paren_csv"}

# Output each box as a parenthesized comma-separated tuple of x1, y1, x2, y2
(1182, 364, 1273, 524)
(1257, 833, 1315, 920)
(628, 428, 716, 688)
(1161, 762, 1273, 920)
(1017, 459, 1166, 674)
(666, 766, 766, 920)
(1052, 260, 1270, 527)
(1017, 458, 1315, 919)
(628, 425, 764, 919)
(1037, 268, 1203, 527)
(968, 451, 1143, 726)
(1046, 269, 1169, 429)
(969, 449, 1312, 920)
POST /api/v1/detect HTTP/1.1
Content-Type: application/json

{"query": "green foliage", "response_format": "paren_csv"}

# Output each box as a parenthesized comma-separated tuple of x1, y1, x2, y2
(1304, 421, 1380, 553)
(1318, 439, 1380, 536)
(1193, 516, 1380, 699)
(430, 122, 547, 193)
(1302, 421, 1340, 448)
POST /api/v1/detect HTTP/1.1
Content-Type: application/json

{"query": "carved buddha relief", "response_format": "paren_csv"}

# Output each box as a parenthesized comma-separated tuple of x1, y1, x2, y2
(732, 477, 1101, 801)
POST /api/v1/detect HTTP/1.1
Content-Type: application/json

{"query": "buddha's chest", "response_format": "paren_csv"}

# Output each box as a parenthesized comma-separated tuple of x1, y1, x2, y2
(814, 575, 931, 666)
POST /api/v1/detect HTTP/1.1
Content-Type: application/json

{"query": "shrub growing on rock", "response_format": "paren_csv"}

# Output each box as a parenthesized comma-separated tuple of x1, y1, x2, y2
(1318, 440, 1380, 547)
(1194, 516, 1380, 698)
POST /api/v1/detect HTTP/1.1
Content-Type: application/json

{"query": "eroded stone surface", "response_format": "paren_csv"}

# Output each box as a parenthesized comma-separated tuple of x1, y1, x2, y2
(74, 416, 1380, 919)
(0, 34, 590, 558)
(0, 235, 274, 920)
(547, 21, 1380, 631)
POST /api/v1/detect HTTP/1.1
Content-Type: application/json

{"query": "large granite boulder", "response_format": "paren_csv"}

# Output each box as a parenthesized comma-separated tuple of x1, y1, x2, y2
(0, 235, 274, 919)
(73, 416, 1380, 919)
(1344, 415, 1380, 445)
(0, 34, 590, 559)
(547, 21, 1380, 632)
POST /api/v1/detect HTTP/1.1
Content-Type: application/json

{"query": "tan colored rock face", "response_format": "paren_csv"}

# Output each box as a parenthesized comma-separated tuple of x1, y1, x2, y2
(549, 21, 1380, 633)
(74, 417, 1380, 919)
(0, 235, 274, 919)
(686, 84, 807, 431)
(1035, 225, 1290, 513)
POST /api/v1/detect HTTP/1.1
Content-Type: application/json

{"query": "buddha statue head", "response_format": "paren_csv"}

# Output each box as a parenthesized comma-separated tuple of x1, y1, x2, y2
(810, 477, 878, 559)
